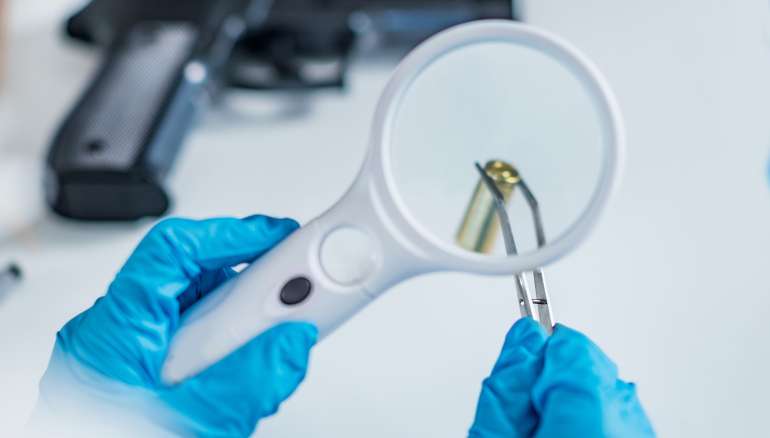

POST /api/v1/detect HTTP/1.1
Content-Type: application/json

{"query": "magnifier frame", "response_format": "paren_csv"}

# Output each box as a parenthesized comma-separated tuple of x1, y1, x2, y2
(367, 19, 624, 275)
(162, 20, 625, 383)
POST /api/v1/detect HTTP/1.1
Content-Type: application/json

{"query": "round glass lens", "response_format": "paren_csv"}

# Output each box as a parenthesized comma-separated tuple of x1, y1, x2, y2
(389, 41, 606, 258)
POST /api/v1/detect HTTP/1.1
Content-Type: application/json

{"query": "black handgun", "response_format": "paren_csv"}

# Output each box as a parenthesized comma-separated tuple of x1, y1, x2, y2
(46, 0, 514, 220)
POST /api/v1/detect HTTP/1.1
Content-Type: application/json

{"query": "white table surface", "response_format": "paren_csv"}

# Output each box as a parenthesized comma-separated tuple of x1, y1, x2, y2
(2, 1, 770, 436)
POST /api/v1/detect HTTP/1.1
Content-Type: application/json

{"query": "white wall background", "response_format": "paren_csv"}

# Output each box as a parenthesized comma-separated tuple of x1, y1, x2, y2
(1, 1, 770, 436)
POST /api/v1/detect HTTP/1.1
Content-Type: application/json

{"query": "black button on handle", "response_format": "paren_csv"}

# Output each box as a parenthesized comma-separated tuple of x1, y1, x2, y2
(280, 277, 312, 305)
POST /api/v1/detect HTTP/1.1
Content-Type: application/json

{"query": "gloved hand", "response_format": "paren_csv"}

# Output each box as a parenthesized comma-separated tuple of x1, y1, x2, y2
(469, 318, 655, 438)
(35, 216, 317, 437)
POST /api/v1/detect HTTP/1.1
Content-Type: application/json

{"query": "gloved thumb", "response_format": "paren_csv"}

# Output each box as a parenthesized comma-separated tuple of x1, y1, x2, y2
(469, 317, 547, 437)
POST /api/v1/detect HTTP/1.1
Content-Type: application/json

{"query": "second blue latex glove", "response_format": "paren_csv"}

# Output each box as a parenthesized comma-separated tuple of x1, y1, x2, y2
(37, 216, 317, 437)
(469, 319, 655, 438)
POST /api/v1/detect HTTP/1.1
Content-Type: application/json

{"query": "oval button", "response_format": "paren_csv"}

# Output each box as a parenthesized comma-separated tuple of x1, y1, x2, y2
(280, 277, 312, 305)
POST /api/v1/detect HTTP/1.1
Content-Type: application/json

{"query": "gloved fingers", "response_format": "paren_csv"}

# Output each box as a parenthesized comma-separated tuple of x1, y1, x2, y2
(493, 318, 548, 374)
(160, 215, 299, 272)
(107, 215, 298, 316)
(531, 324, 620, 437)
(159, 323, 318, 437)
(119, 215, 297, 292)
(175, 268, 238, 314)
(65, 216, 298, 387)
(57, 265, 240, 387)
(469, 318, 547, 438)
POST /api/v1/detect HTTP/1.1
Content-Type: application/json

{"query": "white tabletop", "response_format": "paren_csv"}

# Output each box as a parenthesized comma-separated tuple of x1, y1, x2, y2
(2, 1, 770, 436)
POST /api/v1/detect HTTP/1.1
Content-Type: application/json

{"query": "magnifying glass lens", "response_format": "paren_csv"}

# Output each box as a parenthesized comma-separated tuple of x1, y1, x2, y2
(390, 41, 605, 258)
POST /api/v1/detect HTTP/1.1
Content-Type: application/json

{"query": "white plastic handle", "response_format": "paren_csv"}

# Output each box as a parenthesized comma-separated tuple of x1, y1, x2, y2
(162, 174, 430, 383)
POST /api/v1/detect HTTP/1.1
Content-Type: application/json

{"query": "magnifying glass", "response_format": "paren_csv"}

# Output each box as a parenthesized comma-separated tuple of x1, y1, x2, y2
(162, 20, 624, 383)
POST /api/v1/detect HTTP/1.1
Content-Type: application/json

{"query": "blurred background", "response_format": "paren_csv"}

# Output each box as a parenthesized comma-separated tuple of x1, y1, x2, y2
(1, 0, 770, 436)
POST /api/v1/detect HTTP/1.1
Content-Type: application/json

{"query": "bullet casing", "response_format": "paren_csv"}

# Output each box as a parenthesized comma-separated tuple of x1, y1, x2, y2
(456, 160, 519, 253)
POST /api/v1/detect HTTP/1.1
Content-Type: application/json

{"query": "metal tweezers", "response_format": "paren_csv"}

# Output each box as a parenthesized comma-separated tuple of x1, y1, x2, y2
(474, 162, 555, 334)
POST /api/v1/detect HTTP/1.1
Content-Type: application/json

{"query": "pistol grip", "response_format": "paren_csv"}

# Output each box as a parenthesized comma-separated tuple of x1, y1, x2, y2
(47, 22, 204, 220)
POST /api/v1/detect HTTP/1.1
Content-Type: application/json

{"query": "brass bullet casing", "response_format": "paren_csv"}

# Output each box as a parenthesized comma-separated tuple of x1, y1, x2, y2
(456, 160, 520, 253)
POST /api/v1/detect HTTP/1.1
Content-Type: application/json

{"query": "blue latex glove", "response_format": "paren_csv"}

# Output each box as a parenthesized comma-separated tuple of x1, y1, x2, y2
(469, 319, 655, 437)
(36, 216, 317, 437)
